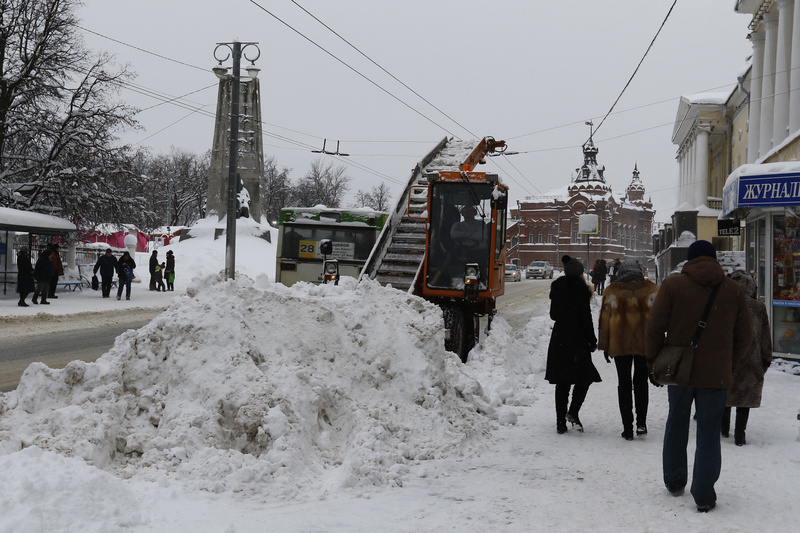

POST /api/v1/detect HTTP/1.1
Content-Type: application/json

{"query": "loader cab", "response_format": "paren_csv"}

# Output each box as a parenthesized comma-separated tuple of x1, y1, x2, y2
(424, 178, 507, 297)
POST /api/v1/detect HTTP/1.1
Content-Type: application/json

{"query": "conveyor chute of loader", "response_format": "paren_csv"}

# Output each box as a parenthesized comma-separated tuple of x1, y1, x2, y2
(361, 137, 509, 362)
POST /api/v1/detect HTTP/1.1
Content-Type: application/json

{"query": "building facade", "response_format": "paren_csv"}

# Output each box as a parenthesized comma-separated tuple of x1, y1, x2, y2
(507, 138, 654, 273)
(720, 1, 800, 359)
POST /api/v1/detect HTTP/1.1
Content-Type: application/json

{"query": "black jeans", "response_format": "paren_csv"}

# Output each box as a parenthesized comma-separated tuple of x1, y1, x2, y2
(613, 355, 649, 429)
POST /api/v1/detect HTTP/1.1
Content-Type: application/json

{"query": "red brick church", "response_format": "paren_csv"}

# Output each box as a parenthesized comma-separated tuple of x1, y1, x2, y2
(507, 135, 655, 273)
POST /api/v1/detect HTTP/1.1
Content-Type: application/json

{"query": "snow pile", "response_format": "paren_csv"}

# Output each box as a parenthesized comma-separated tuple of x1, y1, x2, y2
(0, 274, 501, 498)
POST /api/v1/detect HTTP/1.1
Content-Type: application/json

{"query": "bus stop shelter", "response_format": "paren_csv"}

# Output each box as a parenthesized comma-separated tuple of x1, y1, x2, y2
(0, 207, 76, 295)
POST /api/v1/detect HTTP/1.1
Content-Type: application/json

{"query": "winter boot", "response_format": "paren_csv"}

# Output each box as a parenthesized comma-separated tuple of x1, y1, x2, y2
(618, 384, 634, 438)
(567, 383, 589, 432)
(721, 407, 731, 438)
(555, 384, 569, 434)
(734, 407, 750, 446)
(32, 295, 38, 304)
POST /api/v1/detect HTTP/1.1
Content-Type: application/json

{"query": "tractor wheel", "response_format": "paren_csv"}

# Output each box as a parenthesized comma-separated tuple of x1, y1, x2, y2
(444, 306, 476, 363)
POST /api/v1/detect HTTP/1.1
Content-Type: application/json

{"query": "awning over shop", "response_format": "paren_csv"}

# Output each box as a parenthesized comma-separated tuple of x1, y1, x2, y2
(0, 206, 76, 235)
(722, 162, 800, 217)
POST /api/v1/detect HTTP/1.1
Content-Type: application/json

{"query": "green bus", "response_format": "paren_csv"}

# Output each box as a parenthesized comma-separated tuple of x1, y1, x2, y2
(275, 206, 388, 286)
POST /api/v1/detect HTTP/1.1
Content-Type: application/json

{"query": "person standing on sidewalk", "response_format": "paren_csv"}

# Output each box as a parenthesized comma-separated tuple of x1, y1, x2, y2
(598, 260, 659, 440)
(16, 246, 35, 307)
(545, 255, 601, 434)
(47, 243, 64, 299)
(32, 248, 52, 305)
(165, 250, 175, 291)
(724, 270, 773, 446)
(646, 240, 752, 513)
(149, 249, 158, 291)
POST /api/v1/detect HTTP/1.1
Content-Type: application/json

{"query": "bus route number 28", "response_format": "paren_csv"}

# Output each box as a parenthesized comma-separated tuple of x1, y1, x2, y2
(298, 240, 316, 258)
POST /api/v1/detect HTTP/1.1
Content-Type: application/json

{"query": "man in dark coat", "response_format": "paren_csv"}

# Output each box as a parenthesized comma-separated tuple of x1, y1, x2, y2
(32, 249, 52, 305)
(16, 246, 35, 307)
(645, 240, 752, 513)
(546, 255, 601, 434)
(93, 248, 118, 298)
(47, 243, 64, 299)
(149, 250, 158, 291)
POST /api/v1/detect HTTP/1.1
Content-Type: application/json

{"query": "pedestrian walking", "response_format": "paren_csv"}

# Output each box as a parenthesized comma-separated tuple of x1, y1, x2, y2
(590, 259, 608, 295)
(598, 260, 659, 440)
(724, 270, 773, 446)
(116, 251, 137, 301)
(32, 249, 52, 305)
(165, 250, 175, 291)
(546, 255, 601, 434)
(645, 240, 752, 513)
(16, 246, 35, 307)
(47, 243, 64, 299)
(93, 248, 118, 298)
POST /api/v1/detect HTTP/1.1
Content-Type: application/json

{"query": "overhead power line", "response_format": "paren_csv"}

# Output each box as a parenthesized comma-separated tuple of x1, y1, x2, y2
(590, 0, 678, 140)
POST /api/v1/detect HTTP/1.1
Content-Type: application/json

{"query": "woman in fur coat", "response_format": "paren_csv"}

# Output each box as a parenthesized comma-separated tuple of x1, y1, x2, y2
(598, 260, 659, 440)
(546, 255, 601, 434)
(725, 271, 772, 445)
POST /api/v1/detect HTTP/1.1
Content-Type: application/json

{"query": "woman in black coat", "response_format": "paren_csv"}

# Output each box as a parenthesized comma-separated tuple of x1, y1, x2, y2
(16, 246, 35, 307)
(546, 255, 601, 434)
(115, 251, 137, 300)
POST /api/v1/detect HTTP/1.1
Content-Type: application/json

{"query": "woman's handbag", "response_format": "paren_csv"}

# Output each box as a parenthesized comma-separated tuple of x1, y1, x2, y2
(651, 283, 721, 386)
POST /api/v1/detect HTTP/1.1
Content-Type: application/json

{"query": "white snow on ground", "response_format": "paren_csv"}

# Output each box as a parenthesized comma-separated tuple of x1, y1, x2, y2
(1, 219, 799, 532)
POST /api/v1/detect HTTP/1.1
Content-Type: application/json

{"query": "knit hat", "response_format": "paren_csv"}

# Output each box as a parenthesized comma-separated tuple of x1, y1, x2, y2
(561, 255, 584, 277)
(687, 240, 716, 261)
(615, 260, 644, 283)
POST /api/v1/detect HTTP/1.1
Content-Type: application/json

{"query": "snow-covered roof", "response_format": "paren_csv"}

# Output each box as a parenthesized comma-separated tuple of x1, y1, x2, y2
(0, 207, 76, 234)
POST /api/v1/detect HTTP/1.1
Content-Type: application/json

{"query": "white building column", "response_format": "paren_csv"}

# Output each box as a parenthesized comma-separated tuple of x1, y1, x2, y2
(695, 128, 710, 208)
(774, 0, 794, 146)
(790, 0, 800, 134)
(760, 9, 779, 157)
(750, 30, 766, 163)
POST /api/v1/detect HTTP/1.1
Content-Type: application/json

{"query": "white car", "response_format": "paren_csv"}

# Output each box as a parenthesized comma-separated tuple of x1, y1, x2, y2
(505, 263, 522, 282)
(526, 261, 554, 279)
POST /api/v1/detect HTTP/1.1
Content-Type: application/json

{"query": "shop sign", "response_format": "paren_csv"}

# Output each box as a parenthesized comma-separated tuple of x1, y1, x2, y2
(735, 172, 800, 207)
(718, 219, 740, 236)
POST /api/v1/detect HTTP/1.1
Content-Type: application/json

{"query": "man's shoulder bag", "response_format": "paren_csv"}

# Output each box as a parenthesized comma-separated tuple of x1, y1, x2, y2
(651, 283, 721, 386)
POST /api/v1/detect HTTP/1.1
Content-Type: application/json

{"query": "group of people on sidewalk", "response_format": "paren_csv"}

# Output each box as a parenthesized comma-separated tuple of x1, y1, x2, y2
(15, 246, 177, 305)
(16, 243, 65, 306)
(92, 248, 175, 300)
(545, 241, 772, 513)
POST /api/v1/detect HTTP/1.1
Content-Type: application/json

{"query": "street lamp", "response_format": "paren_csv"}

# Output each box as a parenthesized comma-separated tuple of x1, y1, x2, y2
(213, 40, 260, 280)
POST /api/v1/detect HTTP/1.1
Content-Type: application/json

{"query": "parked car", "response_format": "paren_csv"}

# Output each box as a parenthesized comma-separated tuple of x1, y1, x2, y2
(526, 260, 554, 279)
(504, 263, 521, 282)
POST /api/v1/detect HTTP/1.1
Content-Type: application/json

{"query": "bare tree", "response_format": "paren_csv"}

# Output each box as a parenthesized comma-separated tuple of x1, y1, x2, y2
(291, 158, 350, 208)
(353, 182, 393, 211)
(143, 148, 209, 229)
(0, 0, 139, 226)
(262, 155, 292, 225)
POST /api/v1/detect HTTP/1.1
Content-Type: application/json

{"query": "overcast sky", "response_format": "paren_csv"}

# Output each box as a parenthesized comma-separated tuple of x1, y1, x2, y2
(79, 1, 754, 222)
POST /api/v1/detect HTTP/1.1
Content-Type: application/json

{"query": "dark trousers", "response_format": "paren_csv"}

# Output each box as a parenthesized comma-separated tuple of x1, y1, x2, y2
(663, 386, 727, 508)
(117, 276, 132, 299)
(48, 274, 59, 297)
(101, 275, 113, 297)
(614, 355, 649, 430)
(33, 280, 49, 302)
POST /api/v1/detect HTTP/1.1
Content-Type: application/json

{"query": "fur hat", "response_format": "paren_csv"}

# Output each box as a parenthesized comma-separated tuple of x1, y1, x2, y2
(615, 260, 644, 283)
(561, 255, 584, 277)
(166, 250, 173, 255)
(687, 240, 716, 261)
(728, 270, 756, 298)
